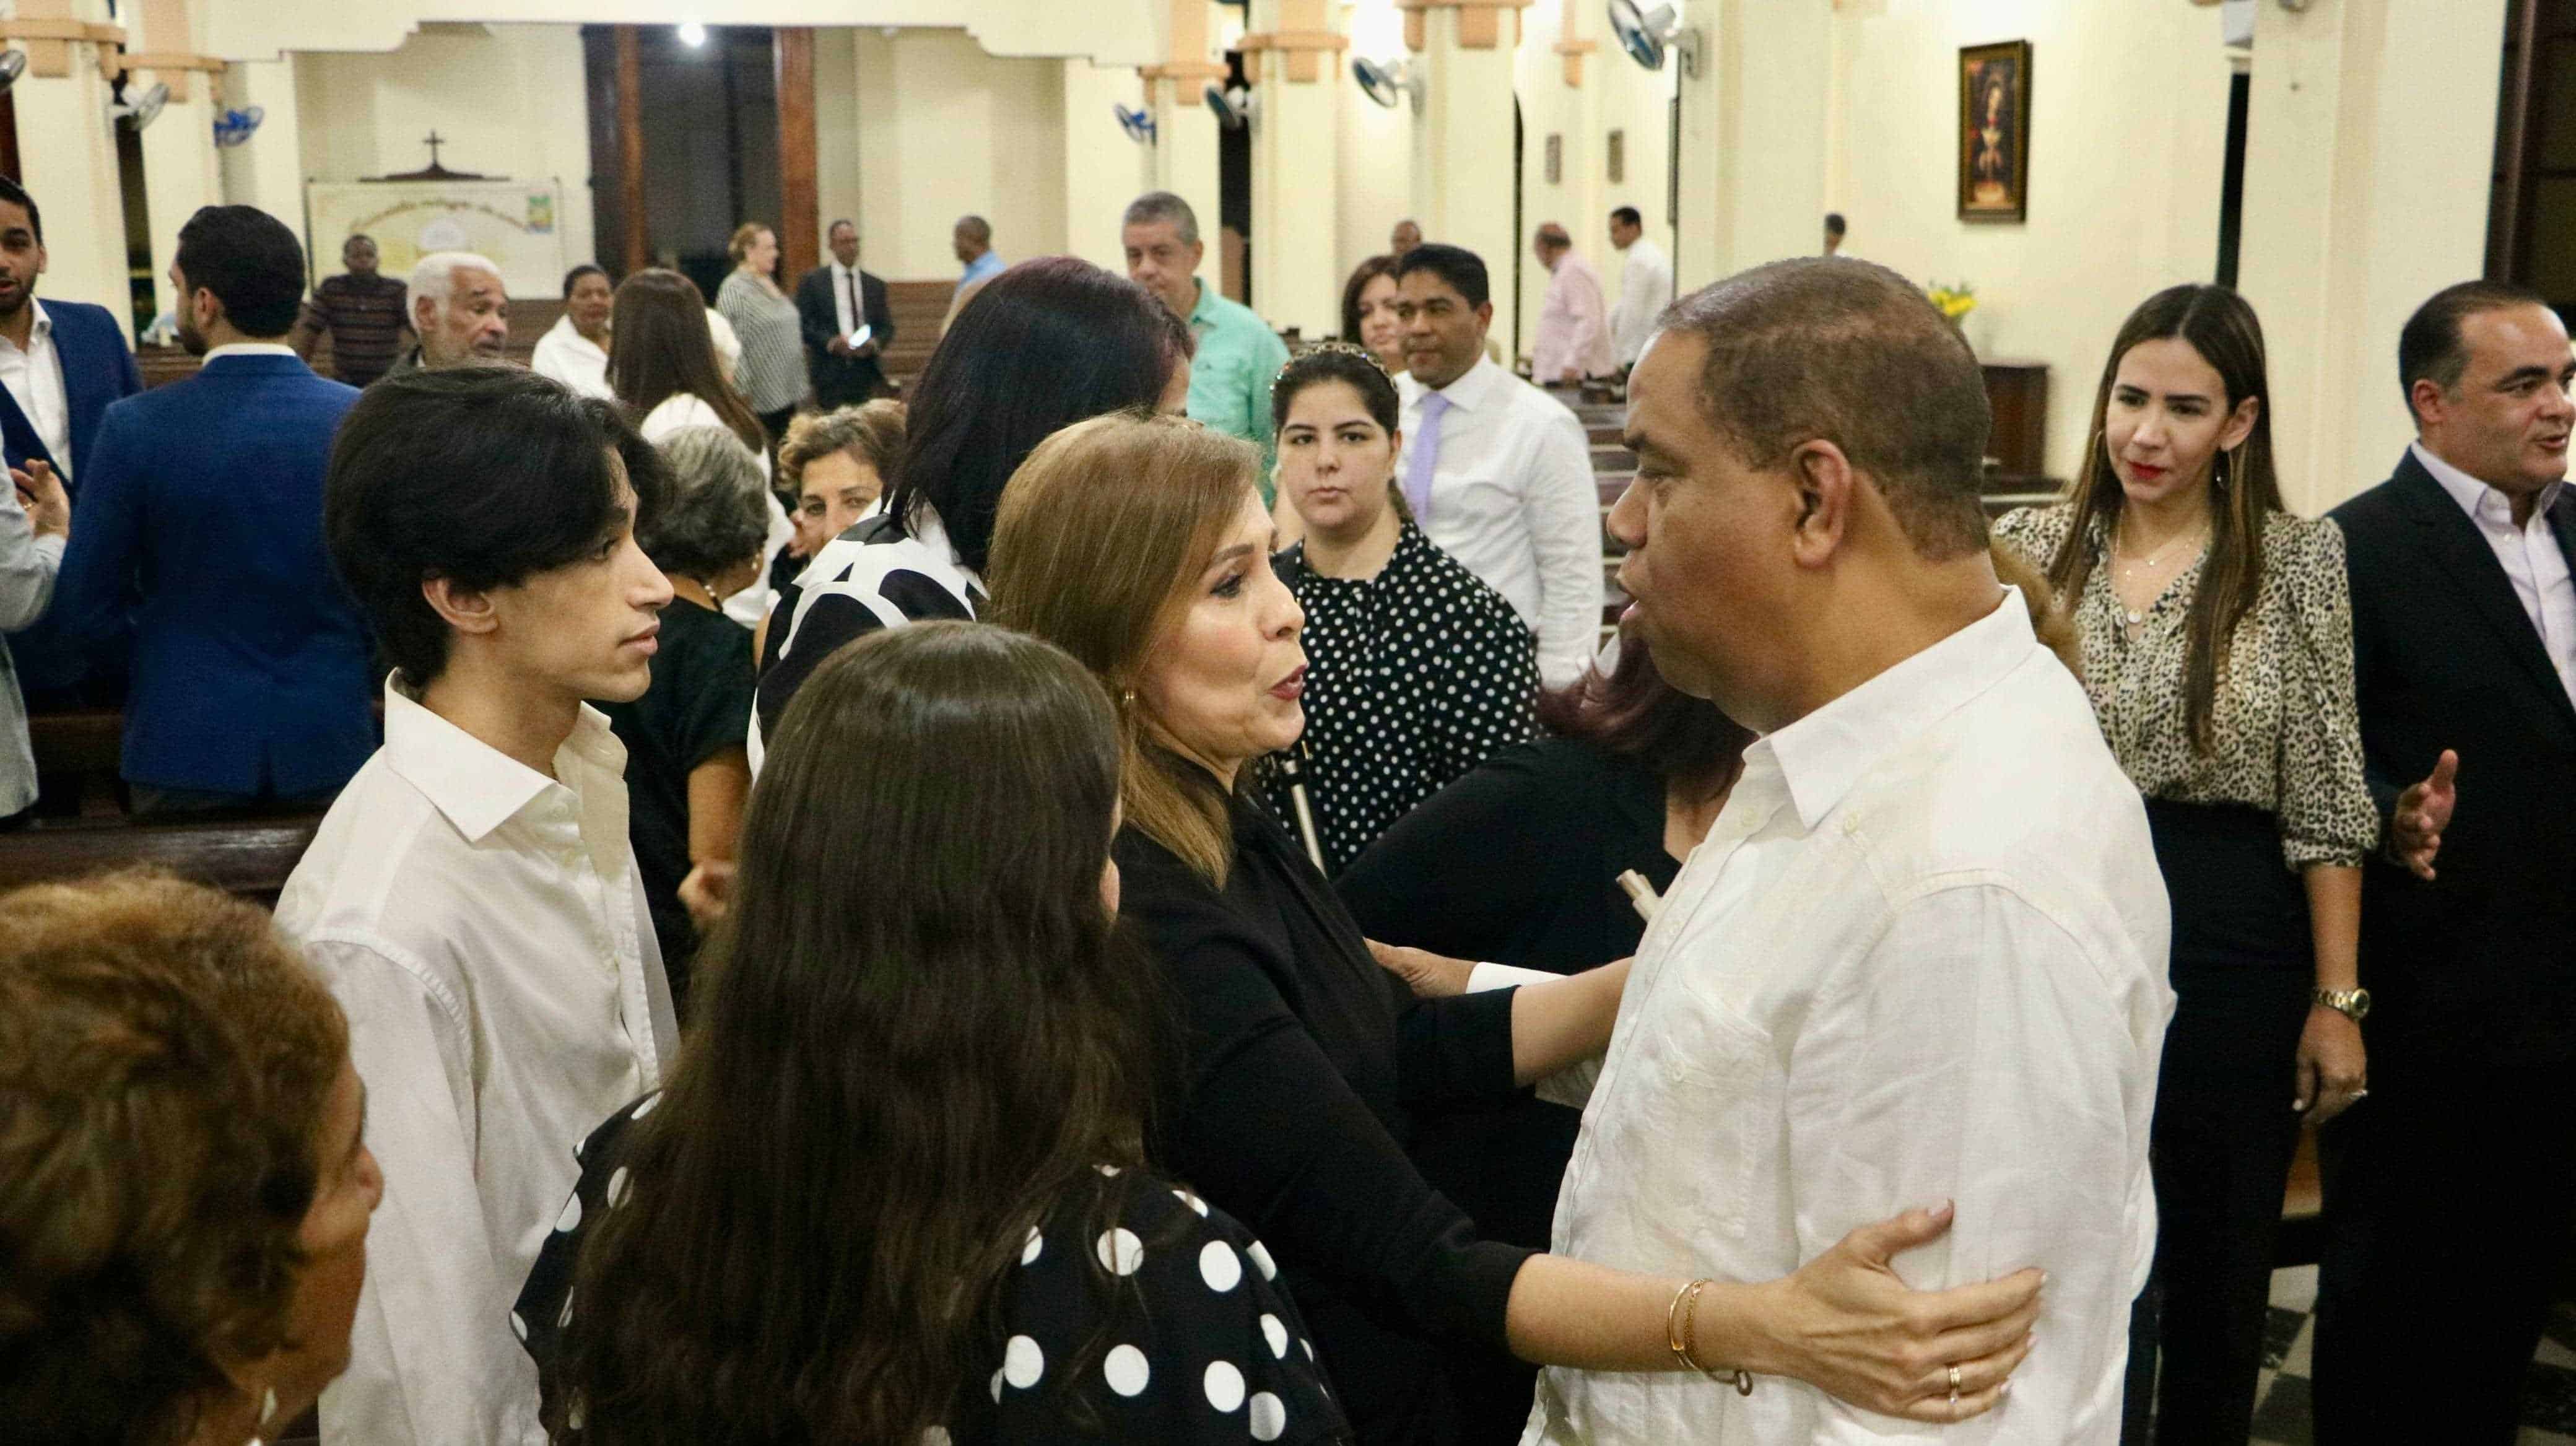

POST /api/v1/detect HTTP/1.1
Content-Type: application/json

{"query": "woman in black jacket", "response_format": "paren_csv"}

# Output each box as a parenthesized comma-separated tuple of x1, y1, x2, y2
(985, 410, 2045, 1446)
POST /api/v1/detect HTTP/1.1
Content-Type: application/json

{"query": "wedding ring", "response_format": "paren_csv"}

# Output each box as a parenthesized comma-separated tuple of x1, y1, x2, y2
(1948, 1364, 1962, 1403)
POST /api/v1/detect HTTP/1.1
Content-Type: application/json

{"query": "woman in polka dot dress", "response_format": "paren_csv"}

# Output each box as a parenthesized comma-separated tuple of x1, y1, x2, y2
(513, 623, 1349, 1445)
(1261, 347, 1540, 874)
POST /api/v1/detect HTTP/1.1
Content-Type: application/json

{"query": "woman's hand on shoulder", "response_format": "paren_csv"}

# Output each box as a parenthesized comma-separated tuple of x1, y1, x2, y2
(1739, 1201, 2040, 1422)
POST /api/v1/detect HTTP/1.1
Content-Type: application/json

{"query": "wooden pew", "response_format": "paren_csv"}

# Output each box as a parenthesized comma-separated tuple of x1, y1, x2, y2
(0, 813, 321, 906)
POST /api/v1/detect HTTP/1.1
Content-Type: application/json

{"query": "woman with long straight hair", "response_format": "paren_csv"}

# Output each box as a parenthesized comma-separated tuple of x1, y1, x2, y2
(516, 622, 1349, 1446)
(609, 268, 790, 629)
(1994, 283, 2378, 1444)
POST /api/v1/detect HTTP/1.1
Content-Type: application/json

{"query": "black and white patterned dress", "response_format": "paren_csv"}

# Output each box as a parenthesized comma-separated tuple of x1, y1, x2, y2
(515, 1094, 1352, 1445)
(1262, 522, 1540, 874)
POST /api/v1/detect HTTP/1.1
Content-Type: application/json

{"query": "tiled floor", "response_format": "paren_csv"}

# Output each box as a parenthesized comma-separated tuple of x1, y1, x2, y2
(2244, 1266, 2576, 1445)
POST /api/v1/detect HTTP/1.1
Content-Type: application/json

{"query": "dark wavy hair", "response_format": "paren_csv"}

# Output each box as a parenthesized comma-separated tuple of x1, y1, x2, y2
(891, 257, 1193, 575)
(1271, 345, 1400, 435)
(2043, 284, 2281, 752)
(549, 622, 1167, 1445)
(1536, 627, 1749, 804)
(606, 268, 767, 457)
(0, 871, 348, 1446)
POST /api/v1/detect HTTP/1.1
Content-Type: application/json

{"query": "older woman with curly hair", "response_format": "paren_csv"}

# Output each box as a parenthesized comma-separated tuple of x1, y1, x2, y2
(0, 871, 383, 1446)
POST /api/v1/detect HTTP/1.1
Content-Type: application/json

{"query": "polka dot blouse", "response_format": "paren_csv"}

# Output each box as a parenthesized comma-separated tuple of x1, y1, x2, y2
(515, 1094, 1352, 1445)
(1262, 522, 1541, 875)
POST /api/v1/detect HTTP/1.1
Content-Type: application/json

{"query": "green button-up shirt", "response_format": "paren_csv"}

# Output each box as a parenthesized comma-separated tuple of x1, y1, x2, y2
(1184, 279, 1292, 496)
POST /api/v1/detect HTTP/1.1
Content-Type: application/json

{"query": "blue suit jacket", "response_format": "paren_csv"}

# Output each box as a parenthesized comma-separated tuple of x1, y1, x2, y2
(50, 353, 375, 796)
(1, 299, 144, 693)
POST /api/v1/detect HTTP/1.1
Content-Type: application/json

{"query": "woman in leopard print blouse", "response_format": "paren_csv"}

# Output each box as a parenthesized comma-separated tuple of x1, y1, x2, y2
(1994, 284, 2377, 1446)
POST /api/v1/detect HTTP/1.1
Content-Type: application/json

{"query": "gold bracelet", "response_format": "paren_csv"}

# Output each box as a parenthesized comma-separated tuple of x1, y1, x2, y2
(1664, 1278, 1756, 1396)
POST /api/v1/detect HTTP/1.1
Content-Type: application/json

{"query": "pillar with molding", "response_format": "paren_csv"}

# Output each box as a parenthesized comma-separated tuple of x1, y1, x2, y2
(217, 55, 305, 244)
(1139, 0, 1225, 259)
(129, 0, 226, 324)
(1402, 0, 1526, 355)
(1666, 0, 1828, 296)
(1243, 0, 1344, 335)
(2236, 0, 2509, 515)
(0, 0, 131, 318)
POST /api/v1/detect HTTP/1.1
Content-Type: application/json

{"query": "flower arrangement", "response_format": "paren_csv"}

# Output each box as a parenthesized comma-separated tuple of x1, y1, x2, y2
(1926, 281, 1977, 323)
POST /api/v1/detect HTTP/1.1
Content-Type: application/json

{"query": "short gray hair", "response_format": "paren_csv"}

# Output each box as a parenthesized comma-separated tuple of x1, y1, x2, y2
(406, 251, 503, 320)
(640, 426, 771, 580)
(1122, 191, 1199, 247)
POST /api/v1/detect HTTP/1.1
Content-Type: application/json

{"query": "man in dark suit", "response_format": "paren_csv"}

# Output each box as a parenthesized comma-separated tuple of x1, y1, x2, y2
(795, 218, 896, 407)
(50, 206, 372, 814)
(0, 175, 144, 703)
(2315, 279, 2576, 1444)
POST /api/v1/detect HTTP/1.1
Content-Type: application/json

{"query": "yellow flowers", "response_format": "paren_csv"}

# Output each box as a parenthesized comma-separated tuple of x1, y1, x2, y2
(1926, 282, 1978, 322)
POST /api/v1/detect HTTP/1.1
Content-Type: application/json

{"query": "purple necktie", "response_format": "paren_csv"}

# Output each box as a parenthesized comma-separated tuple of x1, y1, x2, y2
(1404, 391, 1450, 525)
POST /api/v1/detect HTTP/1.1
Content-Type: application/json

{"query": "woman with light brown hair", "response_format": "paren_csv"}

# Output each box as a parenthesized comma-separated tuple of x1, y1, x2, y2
(0, 871, 383, 1445)
(986, 411, 2045, 1446)
(716, 222, 809, 443)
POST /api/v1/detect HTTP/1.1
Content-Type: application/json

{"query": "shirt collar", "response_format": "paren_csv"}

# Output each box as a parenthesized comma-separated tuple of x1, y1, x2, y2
(1756, 589, 2041, 833)
(1429, 354, 1505, 412)
(2413, 440, 2565, 527)
(546, 313, 609, 355)
(201, 341, 298, 364)
(379, 675, 626, 844)
(908, 502, 986, 591)
(1186, 278, 1217, 329)
(9, 298, 51, 347)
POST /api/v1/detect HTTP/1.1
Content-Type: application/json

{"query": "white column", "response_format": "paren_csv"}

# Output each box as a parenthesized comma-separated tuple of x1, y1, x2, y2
(1246, 0, 1343, 336)
(132, 0, 223, 323)
(1147, 73, 1224, 241)
(2236, 0, 2510, 515)
(217, 55, 305, 243)
(10, 0, 131, 318)
(1676, 0, 1828, 292)
(1064, 59, 1151, 272)
(1408, 2, 1523, 354)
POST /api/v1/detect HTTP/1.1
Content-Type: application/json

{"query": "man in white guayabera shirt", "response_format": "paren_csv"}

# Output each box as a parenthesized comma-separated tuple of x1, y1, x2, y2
(1524, 259, 2174, 1444)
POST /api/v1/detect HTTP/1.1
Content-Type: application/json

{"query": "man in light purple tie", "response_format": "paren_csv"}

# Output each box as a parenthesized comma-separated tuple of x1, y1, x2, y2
(1391, 244, 1603, 687)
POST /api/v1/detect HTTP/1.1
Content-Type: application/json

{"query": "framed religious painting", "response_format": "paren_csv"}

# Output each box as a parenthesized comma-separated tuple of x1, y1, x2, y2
(1958, 40, 2032, 223)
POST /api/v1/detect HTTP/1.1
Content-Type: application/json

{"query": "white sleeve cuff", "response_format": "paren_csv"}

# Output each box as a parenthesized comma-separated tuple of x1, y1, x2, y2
(1467, 960, 1560, 993)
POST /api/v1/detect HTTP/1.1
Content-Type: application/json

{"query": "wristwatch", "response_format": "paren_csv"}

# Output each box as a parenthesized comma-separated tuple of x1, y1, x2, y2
(2314, 987, 2372, 1023)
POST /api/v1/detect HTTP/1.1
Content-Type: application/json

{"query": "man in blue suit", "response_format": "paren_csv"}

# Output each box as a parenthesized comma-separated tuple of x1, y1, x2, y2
(0, 175, 143, 703)
(51, 205, 373, 812)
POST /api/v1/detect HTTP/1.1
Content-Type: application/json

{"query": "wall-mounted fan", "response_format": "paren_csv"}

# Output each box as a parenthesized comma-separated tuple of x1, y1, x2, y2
(1352, 55, 1424, 113)
(0, 50, 25, 97)
(112, 79, 170, 131)
(213, 105, 264, 148)
(1607, 0, 1701, 78)
(1114, 101, 1157, 145)
(1205, 83, 1255, 131)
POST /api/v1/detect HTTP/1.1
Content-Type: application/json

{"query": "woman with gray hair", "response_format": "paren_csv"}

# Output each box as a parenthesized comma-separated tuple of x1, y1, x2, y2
(601, 425, 765, 1014)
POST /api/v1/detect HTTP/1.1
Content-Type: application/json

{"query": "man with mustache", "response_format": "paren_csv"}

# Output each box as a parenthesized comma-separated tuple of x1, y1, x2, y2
(387, 251, 511, 376)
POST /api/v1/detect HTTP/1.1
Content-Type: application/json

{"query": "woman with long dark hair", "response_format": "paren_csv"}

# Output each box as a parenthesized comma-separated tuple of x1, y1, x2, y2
(1339, 256, 1406, 376)
(751, 256, 1193, 763)
(609, 268, 790, 629)
(517, 622, 1348, 1445)
(990, 411, 2045, 1446)
(1993, 283, 2377, 1444)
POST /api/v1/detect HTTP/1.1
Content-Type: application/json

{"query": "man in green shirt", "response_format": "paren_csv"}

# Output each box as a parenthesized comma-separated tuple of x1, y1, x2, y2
(1123, 191, 1291, 492)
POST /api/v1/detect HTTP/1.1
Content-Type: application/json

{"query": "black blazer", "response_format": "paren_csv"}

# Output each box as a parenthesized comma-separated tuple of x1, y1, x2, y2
(793, 263, 896, 403)
(2332, 448, 2576, 1065)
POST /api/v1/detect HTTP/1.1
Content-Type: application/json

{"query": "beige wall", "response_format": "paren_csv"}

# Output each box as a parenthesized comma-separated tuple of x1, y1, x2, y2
(849, 28, 1071, 279)
(1337, 0, 1414, 296)
(1515, 0, 1677, 354)
(1827, 0, 2234, 487)
(293, 25, 598, 276)
(1063, 60, 1150, 274)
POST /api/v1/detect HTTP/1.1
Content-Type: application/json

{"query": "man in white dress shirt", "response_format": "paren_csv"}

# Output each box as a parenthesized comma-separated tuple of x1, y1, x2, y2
(278, 366, 680, 1445)
(1607, 206, 1673, 372)
(1391, 243, 1603, 687)
(1525, 259, 2172, 1444)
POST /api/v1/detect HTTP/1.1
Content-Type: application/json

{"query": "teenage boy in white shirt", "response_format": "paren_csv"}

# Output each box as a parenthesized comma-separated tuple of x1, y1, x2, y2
(278, 365, 681, 1445)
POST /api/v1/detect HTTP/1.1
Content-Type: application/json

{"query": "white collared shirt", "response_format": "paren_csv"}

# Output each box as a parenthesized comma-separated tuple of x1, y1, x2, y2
(2413, 440, 2576, 707)
(279, 680, 677, 1446)
(1610, 238, 1674, 369)
(1533, 249, 1614, 383)
(1396, 355, 1603, 686)
(198, 340, 299, 363)
(0, 298, 71, 479)
(829, 259, 863, 336)
(1525, 594, 2174, 1446)
(529, 314, 613, 399)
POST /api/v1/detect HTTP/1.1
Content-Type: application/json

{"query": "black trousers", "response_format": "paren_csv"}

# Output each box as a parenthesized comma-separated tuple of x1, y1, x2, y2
(2312, 1043, 2576, 1444)
(2123, 801, 2313, 1445)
